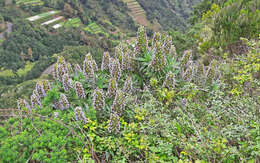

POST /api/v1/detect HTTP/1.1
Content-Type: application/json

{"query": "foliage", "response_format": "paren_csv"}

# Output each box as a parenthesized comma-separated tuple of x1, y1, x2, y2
(0, 27, 259, 162)
(137, 0, 201, 31)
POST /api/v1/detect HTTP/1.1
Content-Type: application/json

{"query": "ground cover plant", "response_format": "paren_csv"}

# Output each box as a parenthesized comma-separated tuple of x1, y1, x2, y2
(0, 27, 259, 162)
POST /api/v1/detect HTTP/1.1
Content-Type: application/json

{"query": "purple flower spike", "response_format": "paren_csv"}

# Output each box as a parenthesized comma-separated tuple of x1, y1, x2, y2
(62, 74, 73, 92)
(59, 94, 70, 110)
(108, 112, 120, 133)
(75, 81, 86, 99)
(31, 93, 41, 108)
(74, 107, 87, 124)
(93, 88, 105, 110)
(101, 52, 110, 71)
(107, 77, 118, 98)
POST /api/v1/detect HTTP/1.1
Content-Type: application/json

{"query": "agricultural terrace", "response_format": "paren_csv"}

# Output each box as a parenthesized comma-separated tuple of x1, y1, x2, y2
(16, 0, 43, 6)
(122, 0, 160, 30)
(83, 22, 108, 37)
(123, 0, 145, 16)
(27, 11, 60, 22)
(41, 16, 64, 26)
(52, 18, 81, 29)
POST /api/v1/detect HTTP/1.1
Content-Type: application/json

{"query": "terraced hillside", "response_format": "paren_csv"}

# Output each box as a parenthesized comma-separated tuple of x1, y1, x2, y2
(16, 0, 43, 6)
(122, 0, 160, 31)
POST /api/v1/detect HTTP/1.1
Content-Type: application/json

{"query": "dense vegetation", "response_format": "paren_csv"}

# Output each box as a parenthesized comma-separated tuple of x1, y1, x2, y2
(138, 0, 201, 31)
(1, 24, 259, 161)
(0, 0, 202, 108)
(0, 0, 259, 162)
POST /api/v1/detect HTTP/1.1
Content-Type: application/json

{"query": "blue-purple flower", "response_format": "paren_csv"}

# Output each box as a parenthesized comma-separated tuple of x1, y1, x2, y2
(75, 81, 86, 99)
(101, 52, 110, 71)
(123, 76, 133, 93)
(107, 77, 118, 98)
(62, 74, 73, 92)
(59, 94, 70, 110)
(108, 112, 120, 133)
(74, 107, 87, 124)
(111, 90, 125, 115)
(93, 88, 105, 110)
(31, 93, 41, 108)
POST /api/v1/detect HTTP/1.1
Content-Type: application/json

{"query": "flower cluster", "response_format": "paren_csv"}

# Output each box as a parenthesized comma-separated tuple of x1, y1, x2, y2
(93, 88, 105, 110)
(163, 72, 175, 89)
(107, 77, 118, 98)
(35, 80, 51, 98)
(54, 112, 59, 118)
(43, 80, 51, 92)
(137, 26, 148, 54)
(111, 90, 125, 115)
(181, 61, 195, 82)
(114, 45, 123, 62)
(31, 93, 41, 108)
(85, 53, 98, 72)
(181, 50, 192, 67)
(163, 35, 173, 54)
(169, 45, 177, 59)
(75, 81, 86, 99)
(123, 76, 133, 93)
(66, 63, 73, 74)
(17, 98, 31, 112)
(109, 58, 121, 80)
(108, 112, 120, 133)
(59, 94, 70, 110)
(121, 50, 135, 72)
(74, 107, 87, 124)
(74, 64, 82, 76)
(101, 52, 110, 71)
(62, 74, 73, 92)
(152, 32, 161, 48)
(150, 42, 167, 71)
(83, 56, 95, 82)
(121, 51, 128, 70)
(53, 56, 69, 81)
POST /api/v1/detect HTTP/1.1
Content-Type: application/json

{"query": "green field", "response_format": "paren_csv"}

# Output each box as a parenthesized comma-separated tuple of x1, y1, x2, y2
(83, 22, 108, 37)
(27, 11, 60, 22)
(60, 18, 81, 28)
(16, 0, 43, 6)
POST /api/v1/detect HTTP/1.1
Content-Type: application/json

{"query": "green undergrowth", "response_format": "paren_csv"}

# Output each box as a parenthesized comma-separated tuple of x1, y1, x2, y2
(0, 27, 259, 162)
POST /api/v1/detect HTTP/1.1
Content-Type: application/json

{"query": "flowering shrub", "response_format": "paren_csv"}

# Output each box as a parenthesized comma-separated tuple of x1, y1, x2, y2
(92, 88, 105, 110)
(0, 27, 259, 163)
